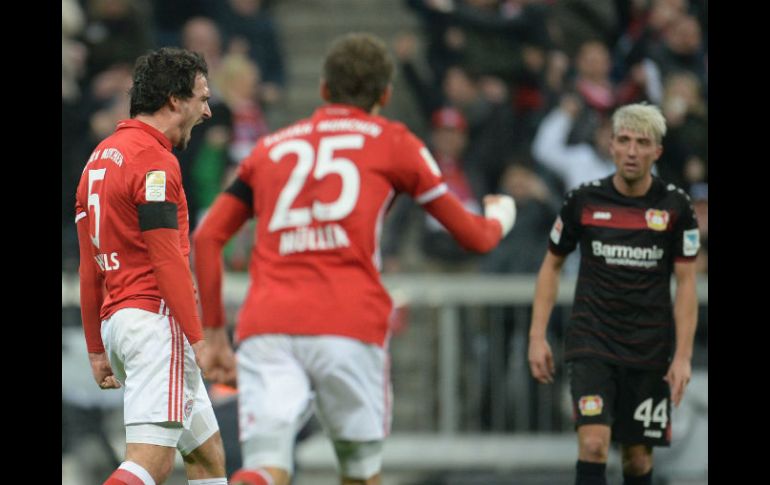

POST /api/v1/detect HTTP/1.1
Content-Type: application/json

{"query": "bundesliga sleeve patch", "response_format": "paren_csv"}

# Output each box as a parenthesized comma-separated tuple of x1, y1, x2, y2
(550, 216, 563, 244)
(419, 147, 442, 176)
(683, 228, 700, 256)
(145, 170, 167, 201)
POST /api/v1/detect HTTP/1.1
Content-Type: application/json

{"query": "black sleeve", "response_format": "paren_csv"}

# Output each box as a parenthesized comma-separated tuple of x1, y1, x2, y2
(138, 202, 179, 231)
(225, 178, 254, 208)
(548, 189, 581, 255)
(673, 192, 700, 259)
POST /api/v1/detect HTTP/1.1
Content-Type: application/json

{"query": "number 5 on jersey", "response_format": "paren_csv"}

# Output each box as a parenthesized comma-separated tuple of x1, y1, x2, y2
(87, 168, 107, 249)
(268, 134, 364, 232)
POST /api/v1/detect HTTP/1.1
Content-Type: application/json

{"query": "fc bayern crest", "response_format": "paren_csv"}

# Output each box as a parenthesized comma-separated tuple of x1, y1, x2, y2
(184, 398, 194, 419)
(645, 209, 670, 231)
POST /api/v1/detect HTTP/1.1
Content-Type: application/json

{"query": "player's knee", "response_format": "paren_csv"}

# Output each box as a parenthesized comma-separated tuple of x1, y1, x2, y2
(241, 431, 295, 475)
(622, 446, 653, 475)
(182, 431, 226, 477)
(578, 434, 609, 461)
(333, 439, 383, 480)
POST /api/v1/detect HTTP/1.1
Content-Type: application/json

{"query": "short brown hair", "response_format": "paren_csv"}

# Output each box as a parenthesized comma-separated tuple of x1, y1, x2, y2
(322, 33, 394, 111)
(130, 47, 208, 117)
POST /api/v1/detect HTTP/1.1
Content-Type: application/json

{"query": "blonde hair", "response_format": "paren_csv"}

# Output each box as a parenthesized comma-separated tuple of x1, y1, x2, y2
(214, 53, 260, 106)
(612, 103, 667, 144)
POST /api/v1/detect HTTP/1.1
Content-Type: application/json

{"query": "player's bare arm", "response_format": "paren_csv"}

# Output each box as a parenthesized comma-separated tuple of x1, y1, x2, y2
(665, 260, 698, 407)
(528, 250, 566, 384)
(88, 352, 121, 389)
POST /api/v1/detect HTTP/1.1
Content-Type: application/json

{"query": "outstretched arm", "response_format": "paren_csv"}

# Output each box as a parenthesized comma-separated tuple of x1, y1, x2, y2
(422, 193, 516, 253)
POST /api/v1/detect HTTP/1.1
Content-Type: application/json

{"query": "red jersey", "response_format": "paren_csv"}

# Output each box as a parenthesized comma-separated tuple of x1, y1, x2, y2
(226, 105, 489, 346)
(75, 120, 191, 322)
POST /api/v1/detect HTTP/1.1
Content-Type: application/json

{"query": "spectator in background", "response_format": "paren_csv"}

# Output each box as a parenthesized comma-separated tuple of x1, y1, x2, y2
(547, 0, 619, 58)
(208, 53, 272, 270)
(647, 14, 707, 96)
(480, 160, 559, 274)
(179, 16, 235, 230)
(213, 0, 286, 105)
(182, 16, 226, 79)
(81, 0, 154, 82)
(565, 40, 617, 145)
(532, 94, 615, 192)
(393, 33, 517, 198)
(215, 54, 271, 164)
(385, 107, 484, 272)
(658, 71, 707, 190)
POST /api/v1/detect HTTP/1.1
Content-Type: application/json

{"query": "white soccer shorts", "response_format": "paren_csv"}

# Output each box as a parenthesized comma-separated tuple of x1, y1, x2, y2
(236, 335, 392, 472)
(101, 307, 218, 452)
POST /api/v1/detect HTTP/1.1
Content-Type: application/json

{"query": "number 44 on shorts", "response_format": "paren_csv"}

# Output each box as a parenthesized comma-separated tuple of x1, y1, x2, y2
(634, 398, 668, 438)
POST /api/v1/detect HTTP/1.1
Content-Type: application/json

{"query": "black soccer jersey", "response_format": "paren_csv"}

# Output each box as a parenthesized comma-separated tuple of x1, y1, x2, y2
(549, 176, 700, 369)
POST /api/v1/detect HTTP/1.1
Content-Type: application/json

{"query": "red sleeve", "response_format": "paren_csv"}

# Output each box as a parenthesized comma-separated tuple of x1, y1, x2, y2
(388, 127, 446, 201)
(193, 193, 252, 328)
(127, 149, 183, 206)
(423, 193, 503, 253)
(142, 228, 204, 344)
(76, 215, 106, 353)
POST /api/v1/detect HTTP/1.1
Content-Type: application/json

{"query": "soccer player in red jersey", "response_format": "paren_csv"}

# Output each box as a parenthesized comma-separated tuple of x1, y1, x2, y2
(193, 33, 516, 485)
(528, 103, 700, 485)
(75, 47, 228, 485)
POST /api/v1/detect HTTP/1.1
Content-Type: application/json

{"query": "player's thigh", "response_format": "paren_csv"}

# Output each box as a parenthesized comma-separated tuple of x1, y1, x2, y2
(178, 373, 222, 458)
(301, 336, 391, 442)
(236, 335, 314, 438)
(569, 358, 618, 430)
(182, 430, 226, 478)
(125, 442, 177, 483)
(104, 308, 202, 429)
(614, 367, 671, 447)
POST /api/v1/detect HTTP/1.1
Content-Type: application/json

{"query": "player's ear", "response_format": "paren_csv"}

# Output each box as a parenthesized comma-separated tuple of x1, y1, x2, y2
(168, 95, 182, 112)
(378, 84, 392, 108)
(320, 79, 331, 102)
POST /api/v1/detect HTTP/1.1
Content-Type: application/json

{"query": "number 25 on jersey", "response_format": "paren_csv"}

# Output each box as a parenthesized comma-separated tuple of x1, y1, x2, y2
(268, 134, 364, 232)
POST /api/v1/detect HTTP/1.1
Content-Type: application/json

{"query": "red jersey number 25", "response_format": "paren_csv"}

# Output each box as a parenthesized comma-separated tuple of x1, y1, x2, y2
(268, 134, 364, 232)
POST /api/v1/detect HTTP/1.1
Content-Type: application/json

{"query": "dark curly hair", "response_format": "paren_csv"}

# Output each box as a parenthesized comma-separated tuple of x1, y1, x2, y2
(129, 47, 208, 117)
(323, 33, 394, 112)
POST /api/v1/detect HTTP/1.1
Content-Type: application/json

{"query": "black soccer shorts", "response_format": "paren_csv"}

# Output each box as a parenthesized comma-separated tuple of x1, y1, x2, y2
(568, 358, 672, 447)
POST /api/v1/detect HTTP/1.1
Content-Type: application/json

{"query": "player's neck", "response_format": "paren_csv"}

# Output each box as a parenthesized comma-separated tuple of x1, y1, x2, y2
(134, 113, 176, 144)
(612, 173, 653, 197)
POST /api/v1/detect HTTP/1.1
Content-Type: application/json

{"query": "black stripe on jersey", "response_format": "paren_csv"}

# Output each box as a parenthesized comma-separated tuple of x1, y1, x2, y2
(138, 202, 179, 231)
(226, 178, 253, 207)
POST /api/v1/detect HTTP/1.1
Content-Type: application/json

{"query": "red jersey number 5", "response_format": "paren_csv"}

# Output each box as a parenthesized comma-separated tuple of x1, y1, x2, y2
(87, 168, 107, 249)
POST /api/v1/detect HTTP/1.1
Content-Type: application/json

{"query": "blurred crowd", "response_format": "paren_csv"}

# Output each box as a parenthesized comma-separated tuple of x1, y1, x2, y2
(62, 0, 708, 276)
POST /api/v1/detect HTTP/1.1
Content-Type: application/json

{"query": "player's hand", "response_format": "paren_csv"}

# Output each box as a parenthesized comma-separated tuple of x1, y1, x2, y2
(528, 337, 555, 384)
(664, 355, 691, 407)
(200, 328, 238, 387)
(192, 339, 209, 376)
(483, 194, 516, 237)
(88, 352, 121, 389)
